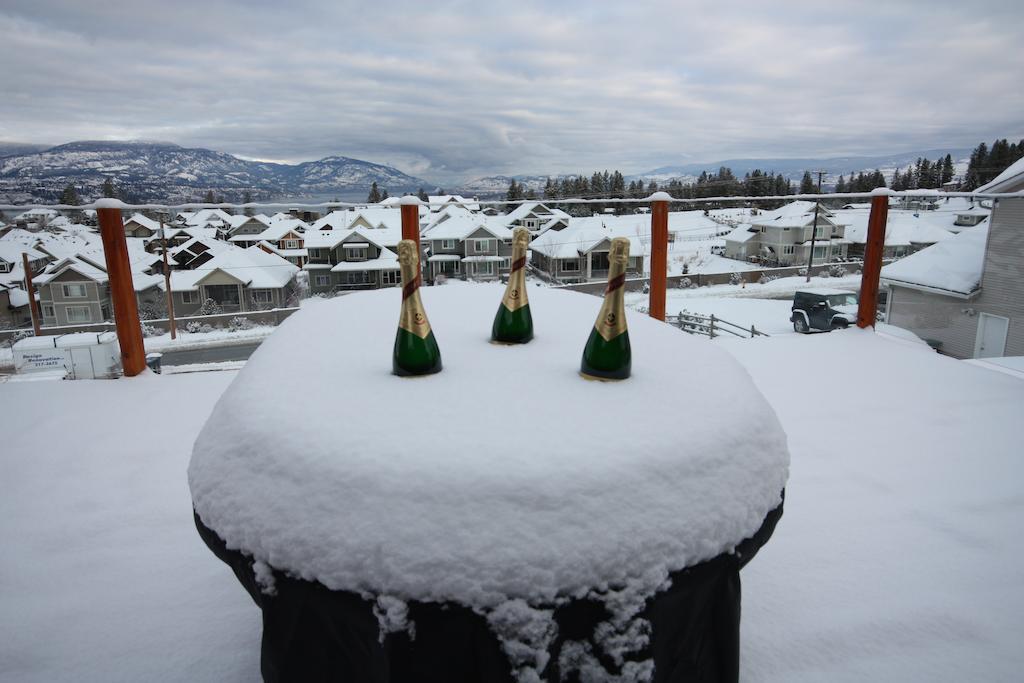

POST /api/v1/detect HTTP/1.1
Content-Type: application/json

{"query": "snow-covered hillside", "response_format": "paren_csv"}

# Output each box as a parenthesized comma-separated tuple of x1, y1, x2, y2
(0, 141, 431, 203)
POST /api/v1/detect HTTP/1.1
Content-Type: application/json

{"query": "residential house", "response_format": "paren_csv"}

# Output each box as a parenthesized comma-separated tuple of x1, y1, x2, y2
(304, 228, 401, 293)
(13, 208, 59, 228)
(837, 211, 954, 260)
(222, 214, 272, 243)
(428, 195, 481, 213)
(881, 158, 1024, 358)
(504, 202, 571, 236)
(166, 246, 299, 315)
(0, 242, 49, 288)
(252, 220, 309, 267)
(1, 282, 33, 327)
(723, 201, 849, 267)
(166, 236, 231, 271)
(34, 251, 164, 326)
(122, 213, 163, 238)
(422, 216, 514, 282)
(528, 217, 645, 283)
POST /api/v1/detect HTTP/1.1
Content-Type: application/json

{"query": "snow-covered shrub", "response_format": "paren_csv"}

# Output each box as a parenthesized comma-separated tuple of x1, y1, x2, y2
(819, 269, 831, 278)
(729, 272, 743, 286)
(196, 298, 222, 316)
(435, 274, 448, 286)
(185, 321, 215, 334)
(228, 316, 256, 332)
(677, 277, 692, 289)
(140, 323, 163, 338)
(829, 264, 848, 278)
(137, 301, 167, 321)
(797, 267, 808, 277)
(758, 274, 779, 285)
(2, 329, 33, 348)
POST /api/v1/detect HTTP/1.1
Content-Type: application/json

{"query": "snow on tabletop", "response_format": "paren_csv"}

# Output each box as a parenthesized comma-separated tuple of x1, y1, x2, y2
(188, 284, 789, 620)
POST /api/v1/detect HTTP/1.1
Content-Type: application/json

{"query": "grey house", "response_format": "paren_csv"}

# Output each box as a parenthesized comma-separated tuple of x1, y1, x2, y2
(528, 218, 644, 284)
(34, 254, 164, 326)
(167, 246, 300, 315)
(882, 159, 1024, 358)
(422, 216, 514, 282)
(303, 228, 401, 294)
(723, 201, 849, 267)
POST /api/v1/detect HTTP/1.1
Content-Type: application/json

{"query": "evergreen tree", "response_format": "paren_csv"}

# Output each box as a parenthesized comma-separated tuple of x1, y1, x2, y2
(525, 188, 537, 200)
(204, 189, 215, 204)
(417, 187, 429, 202)
(799, 171, 816, 194)
(543, 177, 556, 200)
(646, 180, 659, 194)
(242, 191, 253, 216)
(102, 177, 118, 199)
(59, 183, 80, 206)
(367, 181, 382, 203)
(835, 175, 846, 193)
(941, 155, 954, 185)
(380, 188, 390, 201)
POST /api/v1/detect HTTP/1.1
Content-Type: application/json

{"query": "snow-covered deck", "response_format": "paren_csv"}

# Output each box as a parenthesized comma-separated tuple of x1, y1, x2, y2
(2, 328, 1024, 680)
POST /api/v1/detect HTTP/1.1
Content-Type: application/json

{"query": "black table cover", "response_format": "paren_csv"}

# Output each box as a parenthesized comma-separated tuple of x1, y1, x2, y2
(196, 494, 782, 683)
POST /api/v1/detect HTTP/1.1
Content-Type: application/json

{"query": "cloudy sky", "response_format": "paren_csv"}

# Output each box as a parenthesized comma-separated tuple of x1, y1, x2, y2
(1, 0, 1021, 183)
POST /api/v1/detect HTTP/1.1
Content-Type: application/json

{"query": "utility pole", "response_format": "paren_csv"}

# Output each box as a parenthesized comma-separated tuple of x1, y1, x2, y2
(160, 216, 177, 340)
(22, 253, 42, 336)
(805, 169, 826, 283)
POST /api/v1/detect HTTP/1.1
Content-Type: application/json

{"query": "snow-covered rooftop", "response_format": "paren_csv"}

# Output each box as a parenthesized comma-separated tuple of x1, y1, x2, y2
(881, 224, 988, 296)
(167, 246, 299, 291)
(975, 157, 1024, 194)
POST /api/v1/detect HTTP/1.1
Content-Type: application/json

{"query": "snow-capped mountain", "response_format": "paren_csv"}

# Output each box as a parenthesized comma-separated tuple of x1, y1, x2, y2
(454, 174, 579, 198)
(0, 141, 432, 203)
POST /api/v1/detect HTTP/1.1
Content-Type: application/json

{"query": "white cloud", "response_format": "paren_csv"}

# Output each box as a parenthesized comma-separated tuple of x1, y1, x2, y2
(0, 0, 1021, 184)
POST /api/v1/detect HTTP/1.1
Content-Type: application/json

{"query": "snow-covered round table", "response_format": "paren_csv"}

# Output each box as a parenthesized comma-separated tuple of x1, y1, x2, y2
(190, 283, 789, 682)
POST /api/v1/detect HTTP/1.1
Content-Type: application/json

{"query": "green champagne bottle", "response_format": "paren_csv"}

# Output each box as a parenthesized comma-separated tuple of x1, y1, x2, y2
(393, 239, 442, 377)
(580, 237, 631, 381)
(491, 227, 534, 344)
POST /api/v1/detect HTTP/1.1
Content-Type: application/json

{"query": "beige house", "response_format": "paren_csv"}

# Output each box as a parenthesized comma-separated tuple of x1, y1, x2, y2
(723, 201, 849, 267)
(167, 246, 300, 314)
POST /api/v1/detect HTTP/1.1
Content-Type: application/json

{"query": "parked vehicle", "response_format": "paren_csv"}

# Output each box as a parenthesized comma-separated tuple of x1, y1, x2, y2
(791, 289, 858, 333)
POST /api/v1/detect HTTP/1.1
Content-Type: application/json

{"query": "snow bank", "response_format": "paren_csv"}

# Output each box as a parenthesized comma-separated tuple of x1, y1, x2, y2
(190, 284, 789, 610)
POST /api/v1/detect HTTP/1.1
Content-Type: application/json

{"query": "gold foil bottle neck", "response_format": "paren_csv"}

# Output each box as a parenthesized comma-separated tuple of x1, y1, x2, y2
(595, 238, 629, 341)
(397, 239, 431, 339)
(501, 228, 530, 312)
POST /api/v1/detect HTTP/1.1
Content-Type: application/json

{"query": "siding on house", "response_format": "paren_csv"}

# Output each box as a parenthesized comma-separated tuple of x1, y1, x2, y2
(885, 198, 1024, 359)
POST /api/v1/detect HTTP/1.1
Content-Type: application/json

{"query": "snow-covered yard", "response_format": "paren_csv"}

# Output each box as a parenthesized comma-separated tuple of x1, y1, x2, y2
(2, 329, 1023, 680)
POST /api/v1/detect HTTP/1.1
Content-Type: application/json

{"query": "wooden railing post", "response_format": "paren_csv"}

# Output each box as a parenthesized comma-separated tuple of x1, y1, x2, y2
(858, 189, 891, 329)
(648, 191, 671, 321)
(96, 200, 146, 376)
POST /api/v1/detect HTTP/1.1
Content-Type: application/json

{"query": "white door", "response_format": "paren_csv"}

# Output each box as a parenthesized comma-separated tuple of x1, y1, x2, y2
(974, 313, 1009, 358)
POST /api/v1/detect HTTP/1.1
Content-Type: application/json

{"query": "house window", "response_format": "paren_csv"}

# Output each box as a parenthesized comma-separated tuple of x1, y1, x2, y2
(0, 261, 10, 273)
(760, 226, 766, 233)
(66, 305, 91, 323)
(308, 248, 322, 259)
(501, 257, 511, 270)
(783, 245, 795, 255)
(62, 283, 88, 298)
(251, 289, 273, 304)
(347, 248, 367, 260)
(181, 290, 197, 304)
(42, 304, 55, 318)
(284, 239, 300, 249)
(441, 239, 456, 250)
(473, 239, 492, 253)
(315, 275, 331, 286)
(562, 259, 580, 272)
(382, 270, 400, 285)
(813, 246, 827, 259)
(475, 262, 494, 276)
(814, 226, 826, 238)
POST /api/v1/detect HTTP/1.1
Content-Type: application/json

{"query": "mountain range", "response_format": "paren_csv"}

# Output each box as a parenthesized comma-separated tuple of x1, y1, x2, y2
(0, 141, 432, 204)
